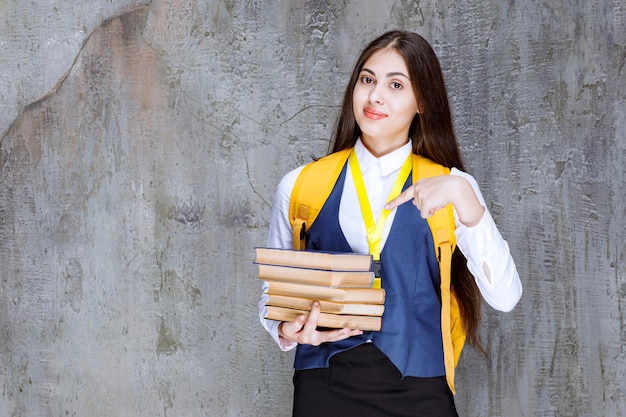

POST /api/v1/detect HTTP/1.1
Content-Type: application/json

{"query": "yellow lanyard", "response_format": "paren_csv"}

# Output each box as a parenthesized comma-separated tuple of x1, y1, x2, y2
(348, 148, 413, 288)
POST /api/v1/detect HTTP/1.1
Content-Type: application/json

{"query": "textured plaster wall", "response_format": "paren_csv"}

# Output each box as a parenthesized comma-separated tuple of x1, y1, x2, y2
(0, 1, 624, 416)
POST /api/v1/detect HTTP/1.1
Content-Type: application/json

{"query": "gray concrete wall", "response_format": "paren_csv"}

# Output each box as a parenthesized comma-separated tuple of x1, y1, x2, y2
(0, 1, 623, 416)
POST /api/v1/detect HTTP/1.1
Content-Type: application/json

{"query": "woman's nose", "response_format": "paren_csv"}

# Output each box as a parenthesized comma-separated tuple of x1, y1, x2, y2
(369, 85, 384, 104)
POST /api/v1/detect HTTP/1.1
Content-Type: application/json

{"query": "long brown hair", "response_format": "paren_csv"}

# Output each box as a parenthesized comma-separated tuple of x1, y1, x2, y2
(330, 31, 484, 351)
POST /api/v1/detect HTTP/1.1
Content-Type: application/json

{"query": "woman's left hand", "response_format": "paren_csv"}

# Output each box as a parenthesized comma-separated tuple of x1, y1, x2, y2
(384, 175, 485, 227)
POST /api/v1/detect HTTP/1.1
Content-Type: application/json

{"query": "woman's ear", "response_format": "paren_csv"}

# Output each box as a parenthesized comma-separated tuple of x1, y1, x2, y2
(416, 95, 425, 114)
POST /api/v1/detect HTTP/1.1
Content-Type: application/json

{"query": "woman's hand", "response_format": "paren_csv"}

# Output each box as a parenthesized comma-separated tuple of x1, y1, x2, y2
(385, 175, 485, 227)
(278, 301, 363, 346)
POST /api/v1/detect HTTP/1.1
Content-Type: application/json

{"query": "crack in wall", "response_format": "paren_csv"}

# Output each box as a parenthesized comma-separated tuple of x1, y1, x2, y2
(0, 3, 152, 146)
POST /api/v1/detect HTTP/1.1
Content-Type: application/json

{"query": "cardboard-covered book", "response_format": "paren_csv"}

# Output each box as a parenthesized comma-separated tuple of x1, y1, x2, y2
(257, 263, 374, 287)
(255, 247, 372, 272)
(266, 294, 384, 316)
(265, 280, 385, 304)
(265, 305, 382, 331)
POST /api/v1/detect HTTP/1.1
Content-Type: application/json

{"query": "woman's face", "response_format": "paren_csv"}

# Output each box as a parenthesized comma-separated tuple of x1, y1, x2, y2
(352, 48, 420, 156)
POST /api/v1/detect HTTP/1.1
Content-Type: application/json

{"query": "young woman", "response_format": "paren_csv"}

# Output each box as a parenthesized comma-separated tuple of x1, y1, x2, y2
(259, 30, 522, 417)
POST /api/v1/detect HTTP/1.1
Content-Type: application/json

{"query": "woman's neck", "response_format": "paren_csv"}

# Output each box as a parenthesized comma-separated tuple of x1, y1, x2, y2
(360, 135, 409, 158)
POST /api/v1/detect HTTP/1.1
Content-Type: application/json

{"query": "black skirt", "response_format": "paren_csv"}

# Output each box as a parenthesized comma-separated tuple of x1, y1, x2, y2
(292, 343, 458, 417)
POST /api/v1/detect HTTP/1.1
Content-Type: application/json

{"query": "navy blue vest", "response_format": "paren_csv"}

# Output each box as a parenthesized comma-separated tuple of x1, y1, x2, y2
(293, 164, 446, 377)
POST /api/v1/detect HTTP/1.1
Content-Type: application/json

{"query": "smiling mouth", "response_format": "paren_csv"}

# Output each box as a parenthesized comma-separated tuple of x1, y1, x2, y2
(364, 108, 387, 120)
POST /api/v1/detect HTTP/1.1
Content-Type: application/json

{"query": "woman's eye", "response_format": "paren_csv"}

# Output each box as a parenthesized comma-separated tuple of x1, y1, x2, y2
(361, 76, 374, 84)
(390, 81, 403, 89)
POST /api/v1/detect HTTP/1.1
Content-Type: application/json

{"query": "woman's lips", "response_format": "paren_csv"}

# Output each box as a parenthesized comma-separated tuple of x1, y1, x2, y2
(364, 108, 387, 120)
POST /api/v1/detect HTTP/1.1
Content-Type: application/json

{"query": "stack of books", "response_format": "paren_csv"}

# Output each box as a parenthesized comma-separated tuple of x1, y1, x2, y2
(255, 247, 385, 331)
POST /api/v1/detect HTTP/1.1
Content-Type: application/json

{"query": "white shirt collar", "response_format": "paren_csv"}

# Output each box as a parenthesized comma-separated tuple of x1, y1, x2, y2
(354, 138, 413, 177)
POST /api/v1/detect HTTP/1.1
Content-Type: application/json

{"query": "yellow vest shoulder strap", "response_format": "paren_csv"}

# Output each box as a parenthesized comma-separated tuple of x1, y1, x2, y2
(288, 149, 352, 250)
(413, 155, 465, 394)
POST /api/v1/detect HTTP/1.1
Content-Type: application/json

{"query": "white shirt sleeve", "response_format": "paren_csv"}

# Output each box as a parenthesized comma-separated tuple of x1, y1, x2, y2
(451, 168, 522, 312)
(258, 166, 303, 351)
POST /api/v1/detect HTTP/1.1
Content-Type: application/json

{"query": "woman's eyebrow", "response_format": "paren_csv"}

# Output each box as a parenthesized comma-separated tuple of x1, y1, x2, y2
(361, 67, 411, 81)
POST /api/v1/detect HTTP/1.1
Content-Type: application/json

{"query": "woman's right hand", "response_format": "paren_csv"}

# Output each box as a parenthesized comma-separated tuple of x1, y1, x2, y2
(277, 301, 363, 346)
